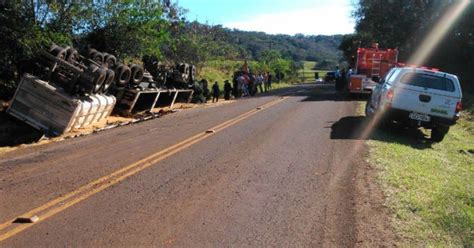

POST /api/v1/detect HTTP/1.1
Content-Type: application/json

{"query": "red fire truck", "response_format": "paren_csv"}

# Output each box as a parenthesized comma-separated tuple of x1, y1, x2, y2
(349, 43, 398, 94)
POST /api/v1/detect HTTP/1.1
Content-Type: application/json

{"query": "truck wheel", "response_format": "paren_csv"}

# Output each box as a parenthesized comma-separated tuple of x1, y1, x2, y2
(104, 54, 117, 68)
(79, 65, 106, 94)
(50, 45, 67, 60)
(431, 125, 449, 142)
(91, 52, 104, 64)
(101, 69, 115, 93)
(66, 48, 79, 63)
(129, 64, 144, 85)
(92, 66, 107, 94)
(114, 63, 131, 87)
(88, 49, 98, 58)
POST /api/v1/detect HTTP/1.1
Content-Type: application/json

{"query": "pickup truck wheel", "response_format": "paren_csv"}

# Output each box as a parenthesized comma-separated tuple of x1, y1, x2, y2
(431, 125, 449, 142)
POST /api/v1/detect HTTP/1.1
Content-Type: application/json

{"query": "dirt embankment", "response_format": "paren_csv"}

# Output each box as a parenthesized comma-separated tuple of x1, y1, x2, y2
(0, 100, 237, 156)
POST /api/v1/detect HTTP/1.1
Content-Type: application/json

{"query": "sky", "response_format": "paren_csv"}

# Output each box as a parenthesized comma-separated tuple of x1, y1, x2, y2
(176, 0, 356, 35)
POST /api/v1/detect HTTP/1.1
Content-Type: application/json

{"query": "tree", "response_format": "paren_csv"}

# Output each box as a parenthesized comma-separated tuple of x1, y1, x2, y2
(82, 1, 172, 59)
(0, 1, 87, 98)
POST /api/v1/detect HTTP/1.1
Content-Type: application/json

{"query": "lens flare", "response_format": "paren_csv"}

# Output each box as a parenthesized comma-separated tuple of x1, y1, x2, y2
(407, 0, 470, 66)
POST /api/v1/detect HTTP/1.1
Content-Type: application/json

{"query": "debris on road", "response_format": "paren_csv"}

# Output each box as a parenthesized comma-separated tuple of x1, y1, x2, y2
(14, 216, 39, 224)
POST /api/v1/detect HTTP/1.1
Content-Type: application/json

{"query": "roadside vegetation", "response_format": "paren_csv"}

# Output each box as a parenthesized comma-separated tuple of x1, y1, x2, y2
(360, 95, 473, 246)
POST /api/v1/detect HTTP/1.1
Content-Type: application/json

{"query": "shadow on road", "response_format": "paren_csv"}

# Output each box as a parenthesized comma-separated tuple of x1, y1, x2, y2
(292, 84, 370, 102)
(329, 116, 433, 150)
(0, 112, 44, 147)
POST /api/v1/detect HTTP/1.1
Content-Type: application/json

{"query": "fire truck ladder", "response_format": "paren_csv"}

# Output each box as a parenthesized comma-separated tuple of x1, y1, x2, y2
(371, 54, 382, 77)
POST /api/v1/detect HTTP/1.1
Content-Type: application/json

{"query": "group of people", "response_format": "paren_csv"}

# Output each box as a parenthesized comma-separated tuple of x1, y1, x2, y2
(195, 70, 274, 104)
(334, 66, 353, 91)
(232, 71, 273, 98)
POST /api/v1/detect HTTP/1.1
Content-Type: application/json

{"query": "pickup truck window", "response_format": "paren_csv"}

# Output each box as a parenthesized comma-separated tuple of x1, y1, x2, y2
(381, 69, 395, 84)
(385, 69, 400, 85)
(400, 72, 455, 92)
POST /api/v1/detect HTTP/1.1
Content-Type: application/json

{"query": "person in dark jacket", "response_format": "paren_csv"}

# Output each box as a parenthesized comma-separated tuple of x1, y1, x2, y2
(212, 81, 220, 103)
(201, 79, 210, 102)
(267, 72, 273, 91)
(224, 80, 232, 100)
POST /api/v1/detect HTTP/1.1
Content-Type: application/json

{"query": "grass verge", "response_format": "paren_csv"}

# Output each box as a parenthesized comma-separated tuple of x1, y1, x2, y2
(299, 61, 328, 82)
(360, 95, 474, 246)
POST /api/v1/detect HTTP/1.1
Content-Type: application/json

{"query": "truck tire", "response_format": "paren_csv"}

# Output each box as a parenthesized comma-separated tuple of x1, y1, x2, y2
(104, 54, 117, 68)
(88, 49, 98, 58)
(92, 66, 107, 94)
(79, 65, 106, 94)
(431, 125, 449, 142)
(66, 48, 79, 63)
(50, 45, 67, 60)
(129, 64, 144, 85)
(114, 63, 131, 87)
(91, 52, 104, 64)
(101, 69, 115, 93)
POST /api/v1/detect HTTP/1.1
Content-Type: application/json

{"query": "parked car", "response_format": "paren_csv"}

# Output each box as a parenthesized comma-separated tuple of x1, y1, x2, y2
(365, 67, 463, 142)
(324, 71, 336, 82)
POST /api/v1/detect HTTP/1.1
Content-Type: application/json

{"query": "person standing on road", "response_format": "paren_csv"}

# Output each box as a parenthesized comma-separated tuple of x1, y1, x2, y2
(264, 72, 269, 92)
(267, 72, 273, 91)
(346, 66, 353, 79)
(212, 81, 220, 103)
(345, 66, 353, 91)
(242, 74, 250, 96)
(335, 66, 342, 91)
(232, 72, 240, 98)
(256, 74, 264, 93)
(201, 79, 210, 102)
(249, 74, 256, 96)
(340, 68, 347, 91)
(224, 80, 232, 100)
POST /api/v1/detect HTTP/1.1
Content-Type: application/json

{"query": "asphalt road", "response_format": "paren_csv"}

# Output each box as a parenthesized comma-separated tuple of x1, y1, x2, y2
(0, 84, 388, 247)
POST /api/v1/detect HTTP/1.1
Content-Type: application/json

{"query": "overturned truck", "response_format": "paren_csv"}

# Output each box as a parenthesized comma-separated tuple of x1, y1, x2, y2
(7, 44, 197, 136)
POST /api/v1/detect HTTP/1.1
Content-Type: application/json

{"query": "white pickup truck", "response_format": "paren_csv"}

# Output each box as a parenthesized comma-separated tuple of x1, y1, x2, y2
(365, 67, 463, 142)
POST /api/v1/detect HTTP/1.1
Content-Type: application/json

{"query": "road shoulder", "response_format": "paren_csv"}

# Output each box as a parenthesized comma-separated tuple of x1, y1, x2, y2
(354, 147, 398, 247)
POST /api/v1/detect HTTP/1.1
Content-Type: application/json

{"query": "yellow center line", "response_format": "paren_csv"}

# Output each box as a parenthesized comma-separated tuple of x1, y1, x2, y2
(0, 96, 288, 242)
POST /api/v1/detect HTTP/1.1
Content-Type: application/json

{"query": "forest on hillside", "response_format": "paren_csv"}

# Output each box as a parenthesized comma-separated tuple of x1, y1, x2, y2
(226, 30, 343, 67)
(0, 1, 342, 100)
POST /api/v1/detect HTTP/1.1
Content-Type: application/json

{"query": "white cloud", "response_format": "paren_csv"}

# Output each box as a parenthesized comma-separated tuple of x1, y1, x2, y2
(223, 4, 355, 35)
